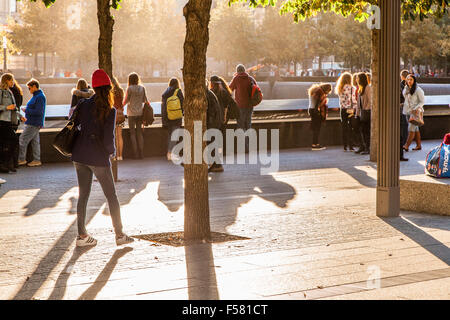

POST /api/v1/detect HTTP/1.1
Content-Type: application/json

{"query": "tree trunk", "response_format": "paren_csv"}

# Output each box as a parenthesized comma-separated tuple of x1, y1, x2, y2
(97, 0, 114, 77)
(370, 28, 380, 162)
(182, 0, 212, 241)
(97, 0, 117, 182)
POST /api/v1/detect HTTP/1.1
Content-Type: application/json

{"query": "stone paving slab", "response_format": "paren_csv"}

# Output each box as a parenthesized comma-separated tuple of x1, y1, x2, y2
(0, 140, 449, 300)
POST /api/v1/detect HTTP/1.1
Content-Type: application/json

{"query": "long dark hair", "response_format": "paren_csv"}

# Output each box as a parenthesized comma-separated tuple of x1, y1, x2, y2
(210, 75, 232, 95)
(357, 72, 369, 95)
(13, 79, 23, 95)
(406, 74, 417, 95)
(169, 77, 180, 89)
(93, 85, 113, 124)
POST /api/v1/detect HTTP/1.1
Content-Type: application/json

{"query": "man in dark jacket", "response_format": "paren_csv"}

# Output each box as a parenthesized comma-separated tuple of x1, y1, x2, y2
(18, 79, 46, 167)
(400, 70, 409, 161)
(206, 81, 224, 172)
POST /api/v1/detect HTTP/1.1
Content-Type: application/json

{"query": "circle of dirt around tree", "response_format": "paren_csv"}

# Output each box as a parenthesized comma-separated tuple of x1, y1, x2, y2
(132, 232, 250, 247)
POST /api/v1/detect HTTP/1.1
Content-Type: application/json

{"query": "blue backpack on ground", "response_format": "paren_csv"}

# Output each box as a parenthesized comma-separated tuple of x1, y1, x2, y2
(425, 133, 450, 178)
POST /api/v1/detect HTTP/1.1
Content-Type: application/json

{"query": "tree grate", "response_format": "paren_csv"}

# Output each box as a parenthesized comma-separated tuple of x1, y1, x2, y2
(132, 231, 250, 247)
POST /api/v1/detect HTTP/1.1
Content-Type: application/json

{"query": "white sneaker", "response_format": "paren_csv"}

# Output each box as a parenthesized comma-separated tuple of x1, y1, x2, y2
(76, 235, 97, 247)
(27, 160, 42, 167)
(116, 234, 134, 246)
(0, 178, 6, 184)
(117, 156, 123, 161)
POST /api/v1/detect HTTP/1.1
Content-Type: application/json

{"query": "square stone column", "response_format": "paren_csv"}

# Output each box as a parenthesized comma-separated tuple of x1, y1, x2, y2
(376, 0, 401, 217)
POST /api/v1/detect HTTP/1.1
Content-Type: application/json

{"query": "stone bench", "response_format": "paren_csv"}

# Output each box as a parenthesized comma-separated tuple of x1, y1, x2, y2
(400, 175, 450, 216)
(399, 140, 450, 216)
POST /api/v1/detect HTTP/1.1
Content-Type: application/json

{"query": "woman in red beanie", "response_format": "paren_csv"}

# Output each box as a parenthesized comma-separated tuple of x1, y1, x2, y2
(71, 69, 134, 247)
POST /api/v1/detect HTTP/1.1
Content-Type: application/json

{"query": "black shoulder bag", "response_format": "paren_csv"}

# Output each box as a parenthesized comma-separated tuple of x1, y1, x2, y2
(52, 104, 81, 157)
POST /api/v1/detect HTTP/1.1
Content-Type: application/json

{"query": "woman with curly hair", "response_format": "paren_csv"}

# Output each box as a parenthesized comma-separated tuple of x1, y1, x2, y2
(308, 83, 332, 150)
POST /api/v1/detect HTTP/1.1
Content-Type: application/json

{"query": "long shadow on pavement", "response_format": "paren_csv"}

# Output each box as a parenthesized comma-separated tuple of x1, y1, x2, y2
(208, 169, 296, 233)
(185, 242, 219, 300)
(382, 216, 450, 266)
(47, 246, 95, 300)
(78, 246, 133, 300)
(12, 166, 149, 300)
(12, 203, 104, 300)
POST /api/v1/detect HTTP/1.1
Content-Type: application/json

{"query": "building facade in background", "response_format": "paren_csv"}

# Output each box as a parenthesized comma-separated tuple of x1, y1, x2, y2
(0, 0, 17, 26)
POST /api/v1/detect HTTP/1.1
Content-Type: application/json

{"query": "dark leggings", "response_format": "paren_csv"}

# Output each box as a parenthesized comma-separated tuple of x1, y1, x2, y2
(310, 110, 322, 145)
(128, 116, 144, 157)
(360, 113, 371, 151)
(340, 109, 352, 147)
(74, 162, 123, 236)
(400, 111, 408, 158)
(0, 121, 17, 169)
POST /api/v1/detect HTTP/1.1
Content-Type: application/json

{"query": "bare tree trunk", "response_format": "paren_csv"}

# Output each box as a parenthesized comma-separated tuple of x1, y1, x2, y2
(97, 0, 114, 77)
(97, 0, 117, 182)
(370, 29, 380, 162)
(183, 0, 212, 241)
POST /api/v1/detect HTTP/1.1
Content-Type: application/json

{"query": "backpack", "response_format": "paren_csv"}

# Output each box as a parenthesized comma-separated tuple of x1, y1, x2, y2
(249, 78, 263, 107)
(207, 90, 223, 129)
(425, 133, 450, 178)
(166, 89, 183, 120)
(142, 101, 154, 126)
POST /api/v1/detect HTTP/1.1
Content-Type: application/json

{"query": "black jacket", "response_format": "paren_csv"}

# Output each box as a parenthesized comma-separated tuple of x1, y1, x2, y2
(211, 87, 238, 123)
(400, 80, 406, 104)
(10, 85, 23, 108)
(207, 89, 223, 130)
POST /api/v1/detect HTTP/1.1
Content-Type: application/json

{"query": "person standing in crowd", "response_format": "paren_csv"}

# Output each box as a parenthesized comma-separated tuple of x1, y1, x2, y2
(71, 69, 134, 247)
(229, 64, 257, 152)
(209, 75, 238, 172)
(335, 72, 356, 151)
(229, 64, 253, 129)
(307, 83, 332, 150)
(111, 76, 125, 161)
(403, 74, 425, 151)
(18, 79, 46, 167)
(206, 79, 223, 172)
(355, 73, 372, 155)
(350, 73, 361, 152)
(161, 77, 184, 161)
(400, 70, 410, 161)
(10, 78, 24, 169)
(210, 75, 238, 125)
(0, 73, 21, 173)
(69, 78, 94, 118)
(123, 72, 148, 159)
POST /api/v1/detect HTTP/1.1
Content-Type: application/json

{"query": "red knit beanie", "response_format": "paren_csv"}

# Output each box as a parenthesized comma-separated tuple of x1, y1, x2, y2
(444, 133, 450, 145)
(92, 69, 111, 88)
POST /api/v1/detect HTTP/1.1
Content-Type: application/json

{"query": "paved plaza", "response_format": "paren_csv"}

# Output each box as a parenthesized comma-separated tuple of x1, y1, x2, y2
(0, 140, 449, 300)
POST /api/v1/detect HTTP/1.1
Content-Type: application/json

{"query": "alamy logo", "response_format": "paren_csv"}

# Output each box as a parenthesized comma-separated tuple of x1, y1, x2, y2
(367, 265, 381, 290)
(169, 121, 280, 175)
(367, 5, 381, 30)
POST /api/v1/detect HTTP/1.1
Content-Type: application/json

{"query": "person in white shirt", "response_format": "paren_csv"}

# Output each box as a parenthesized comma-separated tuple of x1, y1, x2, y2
(402, 74, 425, 151)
